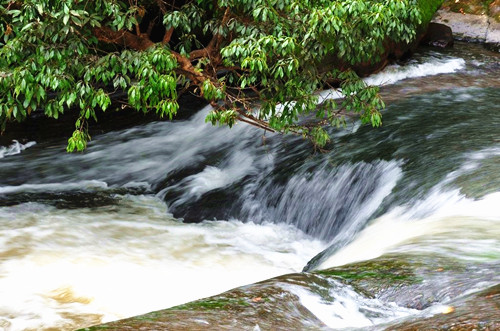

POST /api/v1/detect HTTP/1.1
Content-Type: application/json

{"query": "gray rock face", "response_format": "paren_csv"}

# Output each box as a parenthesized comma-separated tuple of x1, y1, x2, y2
(486, 18, 500, 51)
(431, 9, 500, 51)
(432, 10, 489, 41)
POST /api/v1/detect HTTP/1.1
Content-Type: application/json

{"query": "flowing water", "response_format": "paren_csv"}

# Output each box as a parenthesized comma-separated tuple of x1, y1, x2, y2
(0, 43, 499, 330)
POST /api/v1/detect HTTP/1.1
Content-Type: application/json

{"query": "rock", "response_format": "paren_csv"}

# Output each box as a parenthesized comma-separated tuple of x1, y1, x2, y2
(79, 273, 329, 330)
(432, 9, 489, 42)
(80, 254, 500, 331)
(421, 22, 454, 48)
(440, 0, 488, 16)
(486, 17, 500, 51)
(315, 254, 500, 310)
(390, 284, 500, 330)
(431, 5, 500, 52)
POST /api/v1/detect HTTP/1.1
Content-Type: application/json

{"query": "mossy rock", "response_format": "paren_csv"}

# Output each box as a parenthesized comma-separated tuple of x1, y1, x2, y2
(80, 253, 500, 330)
(315, 254, 500, 310)
(388, 284, 500, 330)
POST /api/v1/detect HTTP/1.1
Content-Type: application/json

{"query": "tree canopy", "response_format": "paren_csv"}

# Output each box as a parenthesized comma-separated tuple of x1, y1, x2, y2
(0, 0, 441, 151)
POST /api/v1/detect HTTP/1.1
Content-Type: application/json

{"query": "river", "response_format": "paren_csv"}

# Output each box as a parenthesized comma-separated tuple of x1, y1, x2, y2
(0, 42, 499, 330)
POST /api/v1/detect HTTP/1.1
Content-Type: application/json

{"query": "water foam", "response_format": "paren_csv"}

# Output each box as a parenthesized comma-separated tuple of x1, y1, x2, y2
(364, 58, 466, 86)
(286, 280, 417, 329)
(316, 191, 500, 269)
(0, 140, 36, 159)
(317, 57, 466, 104)
(0, 195, 325, 330)
(0, 180, 109, 195)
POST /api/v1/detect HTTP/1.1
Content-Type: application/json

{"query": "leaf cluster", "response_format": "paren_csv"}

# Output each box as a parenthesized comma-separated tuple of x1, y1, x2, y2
(0, 0, 441, 150)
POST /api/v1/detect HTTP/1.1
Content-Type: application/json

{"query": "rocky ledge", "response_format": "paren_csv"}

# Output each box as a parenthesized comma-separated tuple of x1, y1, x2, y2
(431, 0, 500, 51)
(79, 254, 500, 330)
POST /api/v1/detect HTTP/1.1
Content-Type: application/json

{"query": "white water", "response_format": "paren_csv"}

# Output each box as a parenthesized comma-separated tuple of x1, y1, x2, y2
(287, 281, 418, 329)
(317, 56, 466, 102)
(240, 160, 403, 240)
(364, 57, 465, 86)
(317, 145, 500, 269)
(0, 180, 109, 195)
(0, 195, 325, 330)
(288, 280, 465, 330)
(317, 189, 500, 269)
(0, 141, 36, 159)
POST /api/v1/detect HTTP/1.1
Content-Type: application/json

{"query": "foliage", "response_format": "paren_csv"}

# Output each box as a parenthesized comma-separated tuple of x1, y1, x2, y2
(0, 0, 441, 150)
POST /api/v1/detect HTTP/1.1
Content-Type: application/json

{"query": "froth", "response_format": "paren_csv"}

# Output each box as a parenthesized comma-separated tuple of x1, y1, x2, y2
(0, 196, 325, 330)
(0, 140, 36, 159)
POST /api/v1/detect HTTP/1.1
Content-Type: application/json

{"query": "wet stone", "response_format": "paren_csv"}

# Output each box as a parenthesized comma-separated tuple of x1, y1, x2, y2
(316, 254, 500, 310)
(389, 284, 500, 330)
(80, 254, 500, 330)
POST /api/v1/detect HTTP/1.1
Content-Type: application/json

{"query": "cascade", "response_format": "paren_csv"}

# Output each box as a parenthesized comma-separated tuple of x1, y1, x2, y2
(0, 43, 499, 330)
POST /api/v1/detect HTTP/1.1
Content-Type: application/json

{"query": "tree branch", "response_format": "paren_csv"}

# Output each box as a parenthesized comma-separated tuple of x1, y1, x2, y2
(162, 27, 174, 44)
(93, 26, 154, 51)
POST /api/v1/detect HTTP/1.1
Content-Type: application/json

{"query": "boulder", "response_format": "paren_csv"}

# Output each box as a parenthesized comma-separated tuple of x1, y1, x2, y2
(487, 0, 500, 51)
(431, 3, 500, 52)
(432, 9, 489, 42)
(421, 22, 454, 48)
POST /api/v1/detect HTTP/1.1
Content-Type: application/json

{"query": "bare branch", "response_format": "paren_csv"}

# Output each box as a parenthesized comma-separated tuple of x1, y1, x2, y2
(93, 26, 154, 51)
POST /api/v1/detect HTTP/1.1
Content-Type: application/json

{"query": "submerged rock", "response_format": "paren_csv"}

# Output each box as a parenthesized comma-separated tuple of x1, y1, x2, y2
(389, 284, 500, 330)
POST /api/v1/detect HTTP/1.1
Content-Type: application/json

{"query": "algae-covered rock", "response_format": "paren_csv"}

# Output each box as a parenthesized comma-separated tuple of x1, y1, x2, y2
(388, 284, 500, 330)
(80, 273, 329, 331)
(80, 254, 500, 330)
(315, 254, 499, 310)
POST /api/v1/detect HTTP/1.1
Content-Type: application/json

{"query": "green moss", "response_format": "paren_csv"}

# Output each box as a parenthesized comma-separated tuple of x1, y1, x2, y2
(417, 0, 446, 25)
(78, 326, 109, 331)
(133, 311, 163, 322)
(172, 297, 251, 311)
(316, 269, 419, 281)
(314, 256, 429, 286)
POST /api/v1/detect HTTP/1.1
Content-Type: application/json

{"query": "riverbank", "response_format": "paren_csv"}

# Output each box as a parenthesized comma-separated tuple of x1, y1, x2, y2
(432, 0, 500, 51)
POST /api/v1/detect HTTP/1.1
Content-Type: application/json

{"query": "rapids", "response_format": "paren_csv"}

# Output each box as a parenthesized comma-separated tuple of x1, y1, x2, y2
(0, 42, 499, 330)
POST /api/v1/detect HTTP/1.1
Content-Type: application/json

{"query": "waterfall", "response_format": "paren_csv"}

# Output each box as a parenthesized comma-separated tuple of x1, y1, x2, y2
(0, 42, 499, 330)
